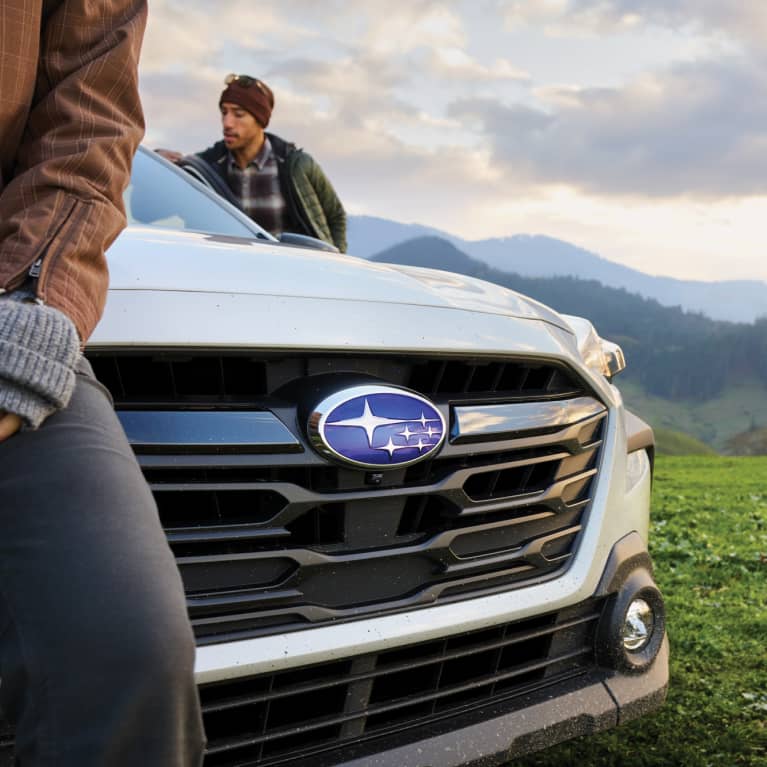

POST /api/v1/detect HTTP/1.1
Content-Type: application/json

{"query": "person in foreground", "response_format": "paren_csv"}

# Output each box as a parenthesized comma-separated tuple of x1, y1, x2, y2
(158, 74, 347, 251)
(0, 2, 204, 764)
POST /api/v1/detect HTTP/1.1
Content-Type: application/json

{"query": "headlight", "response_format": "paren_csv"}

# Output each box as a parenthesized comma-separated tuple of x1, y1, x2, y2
(562, 315, 626, 379)
(626, 448, 650, 493)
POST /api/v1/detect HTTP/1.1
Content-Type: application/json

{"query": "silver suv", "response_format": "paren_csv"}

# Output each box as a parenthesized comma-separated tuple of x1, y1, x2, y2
(0, 148, 667, 767)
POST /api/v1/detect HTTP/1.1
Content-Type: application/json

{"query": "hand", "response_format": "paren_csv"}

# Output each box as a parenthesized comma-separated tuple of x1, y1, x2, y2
(0, 412, 22, 442)
(155, 148, 183, 164)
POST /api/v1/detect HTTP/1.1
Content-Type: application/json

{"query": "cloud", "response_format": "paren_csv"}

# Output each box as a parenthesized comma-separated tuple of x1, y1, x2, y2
(265, 55, 413, 116)
(427, 48, 530, 81)
(570, 0, 767, 42)
(501, 0, 767, 50)
(448, 54, 767, 198)
(141, 71, 223, 152)
(147, 0, 468, 58)
(141, 2, 301, 73)
(140, 5, 220, 73)
(269, 1, 468, 55)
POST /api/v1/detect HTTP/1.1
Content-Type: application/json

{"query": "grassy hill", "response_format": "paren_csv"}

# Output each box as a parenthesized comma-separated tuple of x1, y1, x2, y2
(618, 379, 767, 453)
(725, 427, 767, 456)
(653, 428, 717, 456)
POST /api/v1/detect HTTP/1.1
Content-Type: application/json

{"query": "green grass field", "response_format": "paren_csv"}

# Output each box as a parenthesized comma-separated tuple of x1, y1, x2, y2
(513, 456, 767, 766)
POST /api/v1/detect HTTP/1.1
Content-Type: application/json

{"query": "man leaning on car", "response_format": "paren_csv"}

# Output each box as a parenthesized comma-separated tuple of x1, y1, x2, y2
(157, 74, 347, 252)
(0, 2, 204, 765)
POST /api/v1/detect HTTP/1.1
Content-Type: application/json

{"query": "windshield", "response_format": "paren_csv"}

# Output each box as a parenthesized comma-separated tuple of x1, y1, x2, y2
(124, 148, 270, 240)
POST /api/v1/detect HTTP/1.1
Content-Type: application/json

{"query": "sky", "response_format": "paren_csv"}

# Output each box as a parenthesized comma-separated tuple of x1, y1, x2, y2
(140, 1, 767, 284)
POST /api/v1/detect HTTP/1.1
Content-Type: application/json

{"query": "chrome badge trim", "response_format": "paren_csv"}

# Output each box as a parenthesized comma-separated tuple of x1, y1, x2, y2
(118, 410, 302, 453)
(308, 385, 446, 469)
(452, 396, 606, 442)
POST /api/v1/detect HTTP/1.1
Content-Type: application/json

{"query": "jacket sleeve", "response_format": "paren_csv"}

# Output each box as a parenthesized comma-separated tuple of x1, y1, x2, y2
(0, 0, 147, 341)
(306, 158, 347, 253)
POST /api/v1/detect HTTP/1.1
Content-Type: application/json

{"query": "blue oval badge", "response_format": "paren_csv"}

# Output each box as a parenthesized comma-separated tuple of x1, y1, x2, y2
(308, 385, 446, 469)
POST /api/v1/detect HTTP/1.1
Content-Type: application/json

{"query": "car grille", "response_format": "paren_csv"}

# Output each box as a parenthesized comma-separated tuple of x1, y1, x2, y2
(199, 599, 602, 766)
(87, 351, 607, 643)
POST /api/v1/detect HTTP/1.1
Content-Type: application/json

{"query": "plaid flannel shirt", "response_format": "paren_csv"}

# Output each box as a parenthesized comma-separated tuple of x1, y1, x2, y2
(226, 138, 286, 237)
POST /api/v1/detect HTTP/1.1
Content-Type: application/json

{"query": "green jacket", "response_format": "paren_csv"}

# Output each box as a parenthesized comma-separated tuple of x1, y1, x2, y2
(198, 134, 347, 252)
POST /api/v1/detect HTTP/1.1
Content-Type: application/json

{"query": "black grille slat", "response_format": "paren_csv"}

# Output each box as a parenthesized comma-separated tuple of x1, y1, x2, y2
(84, 350, 606, 641)
(188, 588, 303, 616)
(165, 524, 290, 545)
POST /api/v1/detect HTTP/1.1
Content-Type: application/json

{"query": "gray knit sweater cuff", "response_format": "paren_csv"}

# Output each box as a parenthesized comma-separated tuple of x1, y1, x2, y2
(0, 296, 80, 428)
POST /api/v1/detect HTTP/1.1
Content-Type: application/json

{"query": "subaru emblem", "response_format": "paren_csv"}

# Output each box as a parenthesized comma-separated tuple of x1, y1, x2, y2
(308, 385, 446, 469)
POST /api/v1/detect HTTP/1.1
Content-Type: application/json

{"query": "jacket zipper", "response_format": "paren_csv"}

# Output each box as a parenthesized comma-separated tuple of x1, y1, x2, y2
(1, 259, 42, 296)
(36, 199, 86, 302)
(2, 198, 79, 298)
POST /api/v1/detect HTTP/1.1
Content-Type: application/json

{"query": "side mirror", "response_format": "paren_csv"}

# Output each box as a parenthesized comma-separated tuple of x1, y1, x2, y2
(278, 232, 339, 253)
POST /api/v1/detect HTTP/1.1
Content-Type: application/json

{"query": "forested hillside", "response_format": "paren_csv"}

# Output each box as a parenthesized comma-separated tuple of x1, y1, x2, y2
(370, 236, 767, 402)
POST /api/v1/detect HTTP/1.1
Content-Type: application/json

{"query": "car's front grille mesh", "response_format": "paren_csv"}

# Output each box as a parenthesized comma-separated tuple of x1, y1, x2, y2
(199, 600, 602, 767)
(85, 351, 607, 642)
(88, 352, 585, 403)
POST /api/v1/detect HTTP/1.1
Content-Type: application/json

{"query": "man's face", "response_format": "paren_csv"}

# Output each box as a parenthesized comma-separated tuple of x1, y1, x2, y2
(220, 102, 263, 150)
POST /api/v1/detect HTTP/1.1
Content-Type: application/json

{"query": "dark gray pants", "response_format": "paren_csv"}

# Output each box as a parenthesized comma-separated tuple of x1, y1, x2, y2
(0, 360, 204, 765)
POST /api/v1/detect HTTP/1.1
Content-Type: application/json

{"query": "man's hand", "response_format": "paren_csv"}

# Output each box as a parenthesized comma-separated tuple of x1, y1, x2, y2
(0, 412, 23, 442)
(155, 148, 183, 163)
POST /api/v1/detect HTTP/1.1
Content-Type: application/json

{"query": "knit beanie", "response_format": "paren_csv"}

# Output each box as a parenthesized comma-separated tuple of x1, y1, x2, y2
(219, 78, 274, 128)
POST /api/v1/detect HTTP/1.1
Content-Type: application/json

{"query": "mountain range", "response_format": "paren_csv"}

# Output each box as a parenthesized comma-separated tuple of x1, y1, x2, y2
(347, 215, 767, 324)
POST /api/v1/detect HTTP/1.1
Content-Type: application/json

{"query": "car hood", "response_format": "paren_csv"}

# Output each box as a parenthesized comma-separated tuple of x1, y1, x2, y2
(105, 227, 572, 331)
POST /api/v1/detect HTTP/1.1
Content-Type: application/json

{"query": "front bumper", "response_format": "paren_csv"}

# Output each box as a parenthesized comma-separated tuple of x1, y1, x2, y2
(319, 640, 669, 767)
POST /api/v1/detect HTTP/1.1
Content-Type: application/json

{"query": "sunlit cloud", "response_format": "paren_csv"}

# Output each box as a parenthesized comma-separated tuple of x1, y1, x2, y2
(428, 48, 530, 81)
(448, 56, 767, 198)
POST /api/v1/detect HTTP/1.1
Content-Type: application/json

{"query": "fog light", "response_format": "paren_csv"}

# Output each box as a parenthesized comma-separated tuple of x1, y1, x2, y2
(596, 568, 666, 673)
(622, 598, 654, 651)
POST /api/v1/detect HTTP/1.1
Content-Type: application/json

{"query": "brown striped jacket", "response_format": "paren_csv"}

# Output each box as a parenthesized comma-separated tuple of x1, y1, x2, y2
(0, 0, 147, 341)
